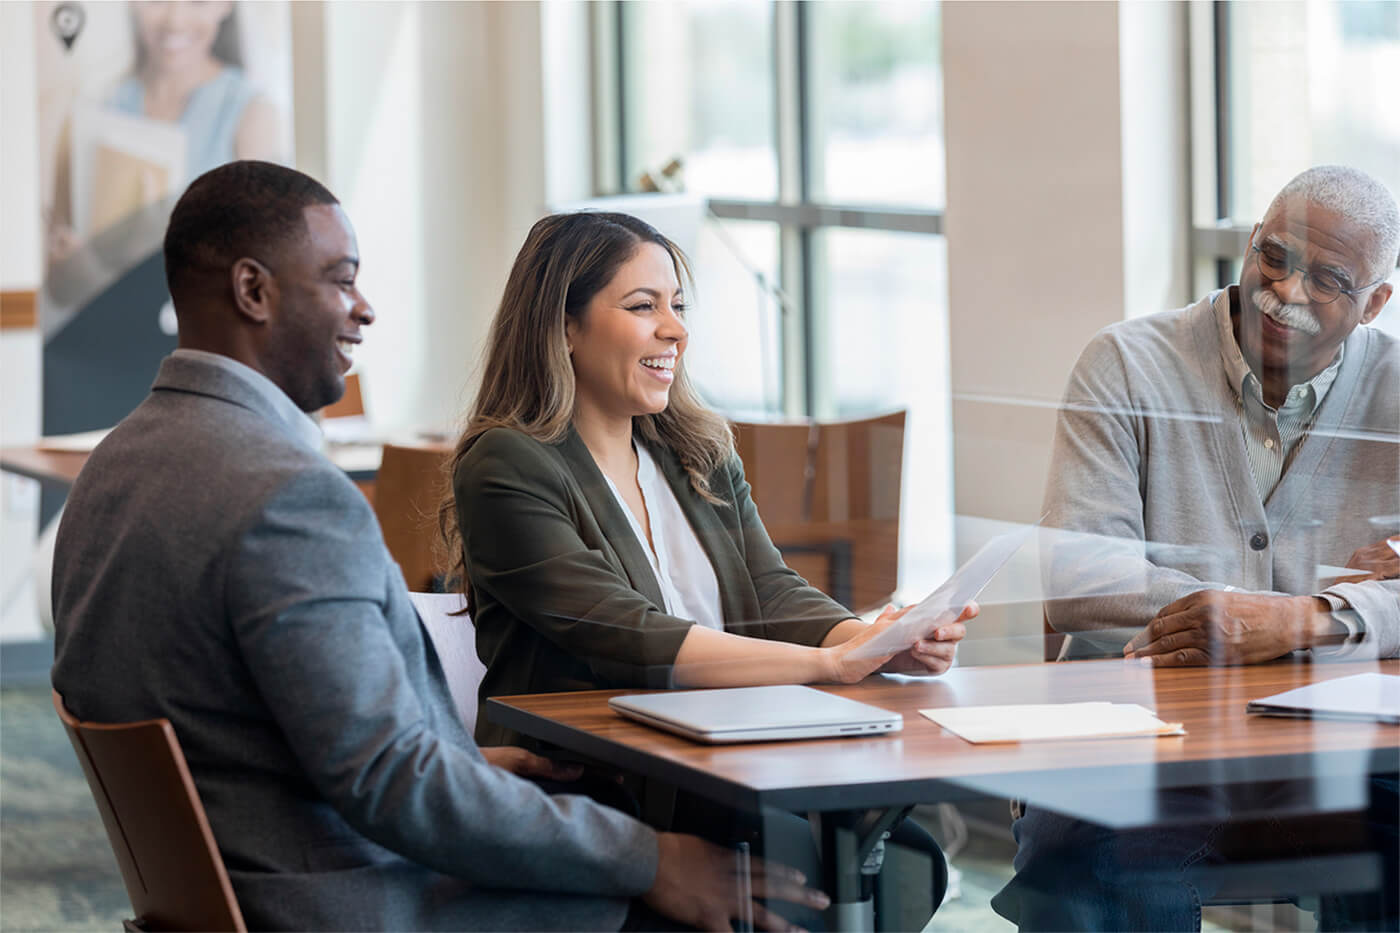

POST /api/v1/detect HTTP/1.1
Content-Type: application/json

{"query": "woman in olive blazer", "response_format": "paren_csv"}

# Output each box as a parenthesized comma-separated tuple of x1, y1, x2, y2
(456, 423, 861, 744)
(443, 211, 971, 746)
(444, 211, 970, 930)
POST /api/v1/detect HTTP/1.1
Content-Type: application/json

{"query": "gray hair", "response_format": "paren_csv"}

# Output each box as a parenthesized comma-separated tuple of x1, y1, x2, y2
(1266, 165, 1400, 284)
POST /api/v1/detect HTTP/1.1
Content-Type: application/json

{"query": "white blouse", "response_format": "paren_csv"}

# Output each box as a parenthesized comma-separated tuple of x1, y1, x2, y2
(601, 445, 725, 631)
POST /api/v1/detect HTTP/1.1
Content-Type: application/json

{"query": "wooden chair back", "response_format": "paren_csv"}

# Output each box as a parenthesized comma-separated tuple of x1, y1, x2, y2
(374, 442, 453, 591)
(320, 372, 364, 420)
(51, 691, 246, 933)
(733, 410, 906, 613)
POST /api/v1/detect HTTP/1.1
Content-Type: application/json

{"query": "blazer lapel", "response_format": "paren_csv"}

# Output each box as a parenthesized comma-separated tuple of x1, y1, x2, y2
(644, 439, 757, 625)
(557, 429, 668, 610)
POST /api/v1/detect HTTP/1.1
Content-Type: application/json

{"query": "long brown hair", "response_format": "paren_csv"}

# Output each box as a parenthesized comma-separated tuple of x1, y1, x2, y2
(437, 211, 734, 594)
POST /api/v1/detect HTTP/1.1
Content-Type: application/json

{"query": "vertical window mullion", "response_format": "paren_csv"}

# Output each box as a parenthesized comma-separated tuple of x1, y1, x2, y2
(1212, 0, 1232, 288)
(775, 0, 808, 416)
(592, 0, 624, 195)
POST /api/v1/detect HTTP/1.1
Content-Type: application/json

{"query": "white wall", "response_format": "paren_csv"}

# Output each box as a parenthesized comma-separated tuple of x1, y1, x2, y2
(1, 2, 45, 642)
(1, 5, 41, 290)
(1120, 1, 1192, 319)
(317, 1, 585, 433)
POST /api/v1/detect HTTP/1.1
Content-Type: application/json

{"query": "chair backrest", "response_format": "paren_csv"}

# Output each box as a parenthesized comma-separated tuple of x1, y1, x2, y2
(51, 691, 246, 933)
(373, 442, 453, 592)
(408, 591, 486, 731)
(319, 372, 364, 420)
(733, 410, 906, 612)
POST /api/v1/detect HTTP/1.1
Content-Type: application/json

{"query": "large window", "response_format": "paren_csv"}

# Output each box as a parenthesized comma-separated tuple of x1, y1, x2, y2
(607, 0, 952, 590)
(1194, 0, 1400, 337)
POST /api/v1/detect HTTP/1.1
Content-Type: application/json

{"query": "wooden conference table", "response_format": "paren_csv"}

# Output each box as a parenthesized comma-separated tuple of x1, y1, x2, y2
(489, 658, 1398, 928)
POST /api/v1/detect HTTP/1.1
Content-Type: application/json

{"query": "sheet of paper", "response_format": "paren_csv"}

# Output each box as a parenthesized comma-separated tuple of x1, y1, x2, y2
(920, 702, 1185, 744)
(1247, 672, 1400, 724)
(846, 523, 1037, 661)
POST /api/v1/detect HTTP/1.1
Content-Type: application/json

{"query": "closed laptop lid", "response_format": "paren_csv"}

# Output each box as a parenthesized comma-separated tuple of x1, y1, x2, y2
(608, 684, 903, 744)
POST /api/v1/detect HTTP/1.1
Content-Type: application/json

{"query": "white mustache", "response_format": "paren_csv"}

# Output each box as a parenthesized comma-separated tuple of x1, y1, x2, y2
(1253, 287, 1321, 336)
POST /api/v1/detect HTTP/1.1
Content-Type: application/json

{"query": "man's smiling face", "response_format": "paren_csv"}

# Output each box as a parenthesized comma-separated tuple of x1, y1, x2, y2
(1237, 195, 1391, 384)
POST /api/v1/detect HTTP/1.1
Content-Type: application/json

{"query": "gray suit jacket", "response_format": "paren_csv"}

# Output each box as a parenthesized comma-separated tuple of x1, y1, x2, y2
(51, 354, 656, 931)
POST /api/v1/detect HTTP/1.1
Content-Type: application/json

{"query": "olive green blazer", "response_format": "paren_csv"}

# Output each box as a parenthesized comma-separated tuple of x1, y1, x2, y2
(454, 426, 852, 745)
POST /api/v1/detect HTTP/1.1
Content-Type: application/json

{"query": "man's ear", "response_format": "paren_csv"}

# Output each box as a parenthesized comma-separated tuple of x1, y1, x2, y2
(231, 258, 276, 324)
(1359, 281, 1392, 326)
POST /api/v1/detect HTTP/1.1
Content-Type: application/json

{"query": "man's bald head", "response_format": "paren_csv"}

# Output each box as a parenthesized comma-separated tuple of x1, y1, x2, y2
(163, 161, 339, 308)
(1264, 165, 1400, 284)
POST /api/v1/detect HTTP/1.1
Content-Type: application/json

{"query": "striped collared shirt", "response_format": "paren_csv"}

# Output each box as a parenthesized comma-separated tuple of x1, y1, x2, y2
(1214, 289, 1344, 502)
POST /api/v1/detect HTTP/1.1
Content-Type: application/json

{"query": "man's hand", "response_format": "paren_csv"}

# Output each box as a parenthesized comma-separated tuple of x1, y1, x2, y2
(1124, 591, 1334, 666)
(644, 832, 829, 932)
(480, 746, 584, 782)
(879, 602, 976, 676)
(1346, 535, 1400, 580)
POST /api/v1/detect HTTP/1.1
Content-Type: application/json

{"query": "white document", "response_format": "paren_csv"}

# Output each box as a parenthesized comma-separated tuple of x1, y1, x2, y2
(920, 702, 1185, 744)
(1247, 672, 1400, 724)
(846, 523, 1037, 661)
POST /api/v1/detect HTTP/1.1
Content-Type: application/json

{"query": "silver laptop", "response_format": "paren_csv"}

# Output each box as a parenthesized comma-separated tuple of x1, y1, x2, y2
(608, 684, 903, 744)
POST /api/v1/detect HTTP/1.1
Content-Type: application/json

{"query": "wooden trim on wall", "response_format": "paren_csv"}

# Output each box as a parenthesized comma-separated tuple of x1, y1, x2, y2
(0, 290, 38, 331)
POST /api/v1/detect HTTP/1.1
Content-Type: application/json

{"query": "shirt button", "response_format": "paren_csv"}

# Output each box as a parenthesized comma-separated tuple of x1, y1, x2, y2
(1264, 438, 1275, 450)
(1250, 532, 1269, 551)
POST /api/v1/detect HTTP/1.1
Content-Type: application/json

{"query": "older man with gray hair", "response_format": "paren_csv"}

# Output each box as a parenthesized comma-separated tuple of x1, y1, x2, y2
(1042, 163, 1399, 664)
(993, 165, 1399, 930)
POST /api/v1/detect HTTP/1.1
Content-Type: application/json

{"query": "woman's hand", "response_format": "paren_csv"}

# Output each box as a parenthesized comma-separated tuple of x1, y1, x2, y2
(822, 602, 977, 683)
(880, 602, 975, 676)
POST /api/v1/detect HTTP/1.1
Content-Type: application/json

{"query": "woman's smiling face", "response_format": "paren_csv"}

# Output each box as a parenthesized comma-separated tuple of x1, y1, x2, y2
(566, 242, 689, 423)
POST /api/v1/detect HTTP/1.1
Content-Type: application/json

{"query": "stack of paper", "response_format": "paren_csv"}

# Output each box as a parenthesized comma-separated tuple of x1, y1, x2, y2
(1247, 673, 1399, 724)
(920, 702, 1184, 744)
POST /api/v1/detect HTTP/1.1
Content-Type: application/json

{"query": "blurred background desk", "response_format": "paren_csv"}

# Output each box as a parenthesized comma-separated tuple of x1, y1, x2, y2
(0, 446, 88, 494)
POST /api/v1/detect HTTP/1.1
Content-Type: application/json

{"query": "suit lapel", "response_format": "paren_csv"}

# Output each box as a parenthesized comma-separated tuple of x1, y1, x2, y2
(557, 429, 668, 610)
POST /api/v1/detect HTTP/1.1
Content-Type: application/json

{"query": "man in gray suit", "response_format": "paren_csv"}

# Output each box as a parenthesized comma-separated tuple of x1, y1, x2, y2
(51, 161, 828, 931)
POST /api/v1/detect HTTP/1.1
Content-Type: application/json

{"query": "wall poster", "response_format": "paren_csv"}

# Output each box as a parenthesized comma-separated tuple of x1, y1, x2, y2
(35, 0, 294, 435)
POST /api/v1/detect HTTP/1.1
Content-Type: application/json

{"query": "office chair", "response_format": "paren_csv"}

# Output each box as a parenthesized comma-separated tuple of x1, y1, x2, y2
(52, 691, 246, 933)
(409, 590, 486, 729)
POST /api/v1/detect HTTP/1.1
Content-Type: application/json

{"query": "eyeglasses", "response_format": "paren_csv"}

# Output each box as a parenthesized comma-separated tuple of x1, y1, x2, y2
(1251, 242, 1385, 305)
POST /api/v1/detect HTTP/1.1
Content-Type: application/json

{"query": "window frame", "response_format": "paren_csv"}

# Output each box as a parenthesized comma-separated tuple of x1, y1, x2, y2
(1190, 0, 1400, 294)
(595, 0, 946, 418)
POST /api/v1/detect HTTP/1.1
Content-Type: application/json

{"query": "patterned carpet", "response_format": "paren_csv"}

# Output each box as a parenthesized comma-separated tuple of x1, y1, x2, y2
(0, 682, 1020, 932)
(1, 686, 127, 931)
